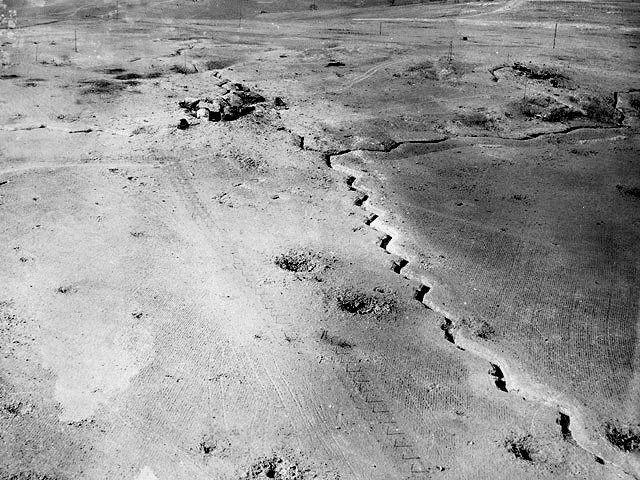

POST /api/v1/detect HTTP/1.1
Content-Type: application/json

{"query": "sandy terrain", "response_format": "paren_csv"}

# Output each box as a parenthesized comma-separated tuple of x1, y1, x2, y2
(1, 0, 639, 478)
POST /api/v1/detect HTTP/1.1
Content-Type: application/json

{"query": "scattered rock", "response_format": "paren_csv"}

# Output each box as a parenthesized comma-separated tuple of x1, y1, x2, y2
(274, 97, 287, 109)
(177, 79, 266, 123)
(177, 118, 189, 130)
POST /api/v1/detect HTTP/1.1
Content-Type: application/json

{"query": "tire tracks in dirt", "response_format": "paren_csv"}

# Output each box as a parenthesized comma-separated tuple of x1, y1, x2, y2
(164, 160, 365, 479)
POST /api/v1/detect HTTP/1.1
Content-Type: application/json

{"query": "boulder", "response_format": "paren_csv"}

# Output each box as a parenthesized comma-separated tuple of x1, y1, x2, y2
(177, 118, 189, 130)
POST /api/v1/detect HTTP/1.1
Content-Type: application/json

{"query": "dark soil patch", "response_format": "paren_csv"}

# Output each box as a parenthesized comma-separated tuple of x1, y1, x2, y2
(616, 184, 640, 198)
(102, 68, 126, 74)
(504, 433, 538, 462)
(605, 422, 640, 452)
(0, 74, 20, 79)
(203, 59, 234, 70)
(79, 79, 124, 95)
(114, 72, 142, 80)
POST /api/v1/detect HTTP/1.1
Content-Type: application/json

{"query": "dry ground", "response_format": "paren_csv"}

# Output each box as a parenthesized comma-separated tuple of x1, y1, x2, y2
(0, 0, 639, 479)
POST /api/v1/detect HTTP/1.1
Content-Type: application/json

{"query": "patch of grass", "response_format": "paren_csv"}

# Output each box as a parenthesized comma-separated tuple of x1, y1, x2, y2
(605, 422, 640, 452)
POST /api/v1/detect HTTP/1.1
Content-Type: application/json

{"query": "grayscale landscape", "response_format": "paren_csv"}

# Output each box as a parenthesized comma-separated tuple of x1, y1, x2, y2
(0, 0, 639, 478)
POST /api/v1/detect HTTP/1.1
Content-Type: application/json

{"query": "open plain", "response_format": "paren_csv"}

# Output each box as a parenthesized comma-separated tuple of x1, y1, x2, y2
(1, 0, 639, 478)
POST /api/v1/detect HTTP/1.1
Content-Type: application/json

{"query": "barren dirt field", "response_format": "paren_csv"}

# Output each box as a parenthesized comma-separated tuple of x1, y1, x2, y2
(1, 0, 639, 478)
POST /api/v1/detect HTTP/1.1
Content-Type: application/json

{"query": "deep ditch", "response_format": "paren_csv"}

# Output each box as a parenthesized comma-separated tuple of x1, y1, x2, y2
(306, 132, 637, 479)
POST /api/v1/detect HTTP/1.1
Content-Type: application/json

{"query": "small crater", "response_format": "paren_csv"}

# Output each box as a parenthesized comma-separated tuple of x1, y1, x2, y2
(334, 287, 395, 316)
(56, 285, 77, 294)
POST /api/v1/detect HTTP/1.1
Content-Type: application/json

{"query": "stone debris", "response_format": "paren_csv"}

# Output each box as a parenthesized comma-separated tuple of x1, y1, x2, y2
(178, 79, 268, 123)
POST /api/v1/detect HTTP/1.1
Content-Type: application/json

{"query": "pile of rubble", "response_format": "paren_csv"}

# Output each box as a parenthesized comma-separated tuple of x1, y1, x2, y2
(177, 78, 285, 129)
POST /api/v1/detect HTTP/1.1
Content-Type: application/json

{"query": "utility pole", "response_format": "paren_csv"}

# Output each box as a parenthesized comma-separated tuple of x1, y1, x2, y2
(552, 22, 558, 49)
(34, 42, 38, 63)
(379, 22, 382, 35)
(115, 0, 119, 20)
(74, 28, 77, 52)
(448, 40, 453, 64)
